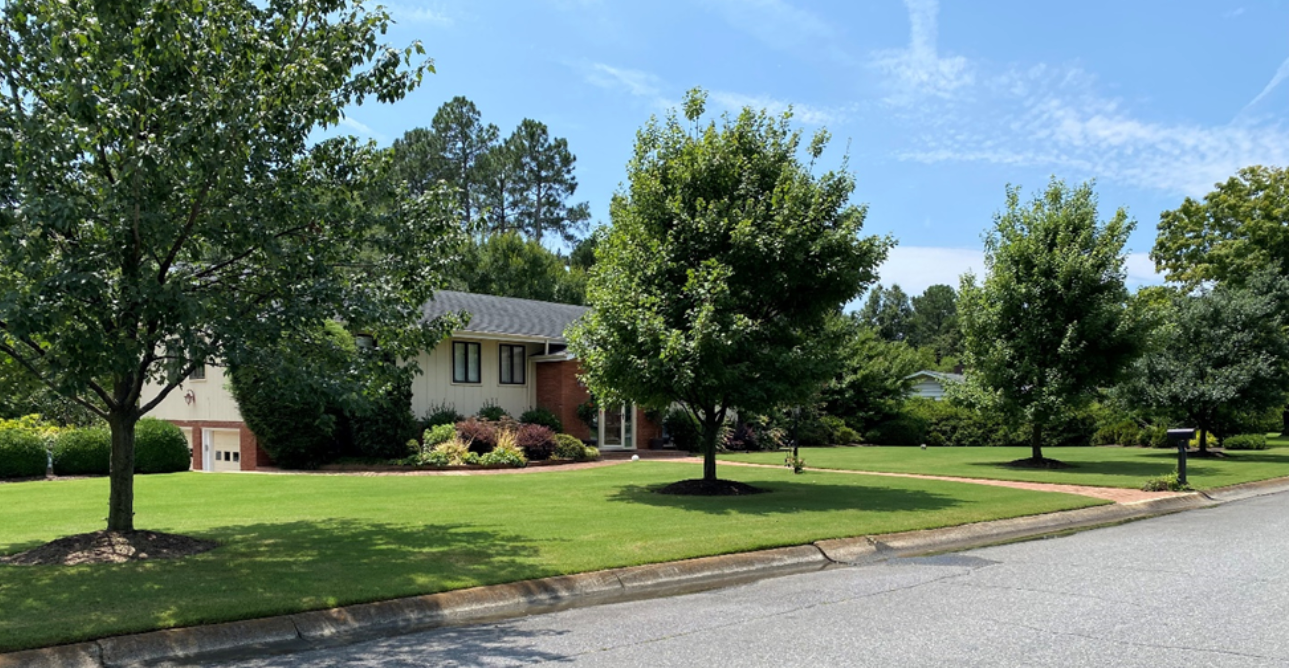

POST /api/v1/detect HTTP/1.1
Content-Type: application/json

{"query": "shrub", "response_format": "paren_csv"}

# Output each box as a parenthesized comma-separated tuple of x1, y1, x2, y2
(423, 401, 464, 427)
(455, 418, 497, 454)
(515, 423, 556, 461)
(431, 438, 472, 466)
(1188, 431, 1219, 450)
(1092, 420, 1141, 446)
(582, 445, 601, 461)
(349, 379, 418, 460)
(479, 438, 527, 467)
(477, 400, 509, 422)
(575, 400, 598, 432)
(863, 414, 927, 446)
(553, 433, 597, 461)
(835, 426, 860, 445)
(52, 427, 111, 475)
(422, 424, 456, 450)
(0, 429, 48, 478)
(722, 423, 758, 451)
(663, 408, 701, 452)
(520, 407, 563, 433)
(1142, 469, 1190, 491)
(134, 418, 191, 473)
(1137, 425, 1168, 448)
(1223, 434, 1268, 450)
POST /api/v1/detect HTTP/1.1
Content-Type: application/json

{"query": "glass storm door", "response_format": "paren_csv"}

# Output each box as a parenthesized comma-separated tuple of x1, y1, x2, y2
(599, 404, 635, 450)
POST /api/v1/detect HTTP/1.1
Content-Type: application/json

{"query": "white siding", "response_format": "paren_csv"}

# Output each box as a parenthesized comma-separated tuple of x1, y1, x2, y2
(410, 338, 541, 419)
(141, 365, 243, 423)
(909, 378, 947, 400)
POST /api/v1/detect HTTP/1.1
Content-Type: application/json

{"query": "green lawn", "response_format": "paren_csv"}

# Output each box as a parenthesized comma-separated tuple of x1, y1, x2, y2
(724, 439, 1289, 490)
(0, 463, 1102, 652)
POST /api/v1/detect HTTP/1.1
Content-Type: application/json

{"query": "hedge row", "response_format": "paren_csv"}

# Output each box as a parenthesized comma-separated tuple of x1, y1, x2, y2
(0, 418, 191, 478)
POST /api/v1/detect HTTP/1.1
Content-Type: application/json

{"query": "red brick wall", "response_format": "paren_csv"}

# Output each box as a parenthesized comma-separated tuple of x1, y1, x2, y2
(166, 420, 265, 471)
(535, 359, 663, 448)
(636, 407, 662, 449)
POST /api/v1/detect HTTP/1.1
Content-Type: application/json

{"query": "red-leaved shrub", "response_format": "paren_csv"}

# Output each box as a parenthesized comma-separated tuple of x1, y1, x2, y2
(455, 418, 497, 454)
(515, 423, 556, 461)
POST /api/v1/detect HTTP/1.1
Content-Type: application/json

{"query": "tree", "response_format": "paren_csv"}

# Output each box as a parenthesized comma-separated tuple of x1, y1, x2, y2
(909, 284, 961, 360)
(1120, 279, 1283, 454)
(567, 89, 891, 487)
(478, 138, 522, 235)
(959, 179, 1145, 465)
(454, 232, 587, 305)
(822, 315, 927, 430)
(505, 119, 590, 244)
(389, 127, 444, 197)
(430, 97, 499, 229)
(859, 284, 914, 342)
(1152, 166, 1288, 293)
(0, 0, 457, 532)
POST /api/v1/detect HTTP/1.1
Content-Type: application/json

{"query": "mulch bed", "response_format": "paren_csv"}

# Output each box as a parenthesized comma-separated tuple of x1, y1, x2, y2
(1004, 457, 1073, 470)
(0, 530, 216, 566)
(655, 478, 770, 496)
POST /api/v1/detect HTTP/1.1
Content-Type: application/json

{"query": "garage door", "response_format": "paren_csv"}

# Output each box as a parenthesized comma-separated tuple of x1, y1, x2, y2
(205, 429, 243, 472)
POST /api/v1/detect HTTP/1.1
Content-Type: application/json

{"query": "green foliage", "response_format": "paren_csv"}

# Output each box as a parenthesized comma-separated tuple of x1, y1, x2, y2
(423, 402, 465, 428)
(1118, 279, 1284, 452)
(575, 400, 598, 433)
(909, 284, 962, 360)
(959, 179, 1145, 460)
(348, 377, 417, 460)
(859, 284, 914, 342)
(520, 407, 563, 433)
(133, 418, 191, 474)
(1142, 469, 1191, 492)
(663, 409, 702, 452)
(52, 428, 111, 476)
(1223, 434, 1268, 451)
(452, 232, 587, 305)
(476, 401, 510, 422)
(0, 0, 452, 529)
(478, 440, 527, 467)
(553, 433, 590, 460)
(835, 426, 860, 445)
(422, 424, 457, 449)
(1152, 166, 1288, 292)
(1092, 420, 1142, 446)
(823, 315, 926, 429)
(0, 428, 47, 478)
(568, 89, 892, 481)
(863, 414, 927, 446)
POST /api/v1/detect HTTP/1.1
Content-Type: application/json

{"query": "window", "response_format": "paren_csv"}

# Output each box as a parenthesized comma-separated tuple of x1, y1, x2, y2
(452, 341, 481, 384)
(499, 345, 526, 385)
(189, 364, 206, 381)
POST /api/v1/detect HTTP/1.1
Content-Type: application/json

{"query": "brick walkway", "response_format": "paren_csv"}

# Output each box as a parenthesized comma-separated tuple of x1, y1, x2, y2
(678, 458, 1186, 504)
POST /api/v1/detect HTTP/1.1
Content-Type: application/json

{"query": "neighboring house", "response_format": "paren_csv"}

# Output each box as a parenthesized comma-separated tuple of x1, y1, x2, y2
(142, 291, 662, 472)
(904, 370, 964, 400)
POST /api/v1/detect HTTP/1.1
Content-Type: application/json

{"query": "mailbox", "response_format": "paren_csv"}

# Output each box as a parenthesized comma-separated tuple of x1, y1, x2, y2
(1166, 428, 1195, 485)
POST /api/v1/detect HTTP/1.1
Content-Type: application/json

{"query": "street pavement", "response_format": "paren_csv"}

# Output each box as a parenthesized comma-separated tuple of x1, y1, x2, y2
(209, 493, 1288, 668)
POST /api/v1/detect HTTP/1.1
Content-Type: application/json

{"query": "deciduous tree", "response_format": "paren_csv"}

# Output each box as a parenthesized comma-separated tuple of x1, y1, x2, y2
(568, 89, 891, 487)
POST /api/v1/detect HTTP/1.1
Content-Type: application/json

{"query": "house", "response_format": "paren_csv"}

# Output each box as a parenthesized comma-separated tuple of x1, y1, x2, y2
(904, 370, 964, 400)
(142, 291, 663, 472)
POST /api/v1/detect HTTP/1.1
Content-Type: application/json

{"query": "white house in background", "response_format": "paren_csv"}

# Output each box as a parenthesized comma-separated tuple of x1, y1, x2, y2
(904, 370, 964, 400)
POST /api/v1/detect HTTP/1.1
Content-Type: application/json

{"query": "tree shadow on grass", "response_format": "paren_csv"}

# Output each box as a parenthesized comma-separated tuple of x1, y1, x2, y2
(0, 520, 549, 654)
(965, 448, 1288, 481)
(604, 480, 963, 516)
(965, 458, 1175, 479)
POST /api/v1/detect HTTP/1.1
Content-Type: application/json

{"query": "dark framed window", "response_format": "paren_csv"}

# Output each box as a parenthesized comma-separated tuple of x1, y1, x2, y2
(452, 341, 481, 384)
(499, 345, 526, 385)
(189, 364, 206, 381)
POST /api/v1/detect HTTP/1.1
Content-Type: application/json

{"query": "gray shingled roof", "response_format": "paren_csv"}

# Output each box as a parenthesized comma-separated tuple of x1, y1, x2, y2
(421, 291, 589, 342)
(904, 370, 965, 383)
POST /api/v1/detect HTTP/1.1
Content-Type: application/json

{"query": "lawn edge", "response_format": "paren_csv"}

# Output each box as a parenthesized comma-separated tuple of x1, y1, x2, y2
(4, 477, 1283, 668)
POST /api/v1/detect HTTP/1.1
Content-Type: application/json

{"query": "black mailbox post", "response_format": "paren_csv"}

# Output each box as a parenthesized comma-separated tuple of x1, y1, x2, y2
(1167, 428, 1195, 485)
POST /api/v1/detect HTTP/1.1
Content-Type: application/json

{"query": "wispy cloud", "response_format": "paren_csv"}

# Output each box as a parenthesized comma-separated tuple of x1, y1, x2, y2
(1241, 58, 1289, 113)
(1222, 7, 1246, 18)
(339, 116, 385, 142)
(703, 0, 858, 67)
(582, 63, 672, 109)
(708, 91, 851, 125)
(383, 2, 454, 26)
(871, 0, 973, 102)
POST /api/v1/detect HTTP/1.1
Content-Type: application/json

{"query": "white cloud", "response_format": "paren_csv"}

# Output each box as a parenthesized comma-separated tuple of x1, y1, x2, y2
(1124, 252, 1164, 288)
(1241, 58, 1289, 113)
(583, 63, 672, 109)
(872, 246, 984, 296)
(339, 116, 385, 142)
(1222, 7, 1246, 18)
(871, 0, 973, 102)
(708, 91, 849, 125)
(383, 3, 454, 25)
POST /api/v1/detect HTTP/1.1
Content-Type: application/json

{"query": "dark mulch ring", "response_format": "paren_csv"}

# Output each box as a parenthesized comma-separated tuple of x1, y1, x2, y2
(1004, 457, 1073, 470)
(655, 478, 771, 496)
(0, 530, 217, 566)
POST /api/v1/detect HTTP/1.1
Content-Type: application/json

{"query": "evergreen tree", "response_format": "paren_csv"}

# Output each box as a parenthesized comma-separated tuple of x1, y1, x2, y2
(430, 97, 499, 229)
(506, 119, 590, 244)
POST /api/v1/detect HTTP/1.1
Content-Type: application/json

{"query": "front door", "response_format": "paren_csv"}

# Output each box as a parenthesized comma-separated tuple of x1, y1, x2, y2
(598, 404, 634, 450)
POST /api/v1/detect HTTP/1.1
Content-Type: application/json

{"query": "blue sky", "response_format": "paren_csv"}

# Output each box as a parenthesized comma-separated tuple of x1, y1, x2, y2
(327, 0, 1288, 296)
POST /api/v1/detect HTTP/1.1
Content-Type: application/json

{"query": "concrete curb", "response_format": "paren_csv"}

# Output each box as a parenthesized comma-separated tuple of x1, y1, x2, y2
(3, 479, 1284, 667)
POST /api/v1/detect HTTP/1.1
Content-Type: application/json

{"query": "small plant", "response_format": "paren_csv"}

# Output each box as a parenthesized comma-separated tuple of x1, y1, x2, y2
(1141, 469, 1191, 492)
(479, 437, 527, 467)
(423, 402, 464, 427)
(583, 445, 601, 461)
(519, 407, 563, 433)
(477, 399, 509, 422)
(515, 423, 556, 461)
(575, 399, 598, 432)
(722, 423, 758, 451)
(421, 424, 456, 451)
(835, 426, 860, 445)
(421, 438, 471, 466)
(785, 454, 806, 474)
(1222, 434, 1268, 451)
(553, 433, 597, 461)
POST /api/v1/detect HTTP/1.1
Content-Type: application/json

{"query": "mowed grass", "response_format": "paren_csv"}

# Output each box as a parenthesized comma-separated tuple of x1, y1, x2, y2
(724, 438, 1289, 489)
(0, 463, 1102, 652)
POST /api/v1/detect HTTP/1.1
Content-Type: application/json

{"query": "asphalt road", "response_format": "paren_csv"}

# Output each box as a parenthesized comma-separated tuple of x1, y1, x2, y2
(211, 493, 1288, 668)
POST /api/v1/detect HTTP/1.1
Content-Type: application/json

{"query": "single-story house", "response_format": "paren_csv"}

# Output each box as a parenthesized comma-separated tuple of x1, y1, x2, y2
(904, 370, 964, 400)
(142, 291, 662, 472)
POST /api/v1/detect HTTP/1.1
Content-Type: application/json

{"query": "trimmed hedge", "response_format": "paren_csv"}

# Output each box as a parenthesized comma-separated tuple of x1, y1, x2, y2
(1223, 433, 1268, 450)
(52, 427, 111, 475)
(0, 429, 47, 478)
(515, 424, 556, 461)
(134, 418, 191, 473)
(520, 407, 563, 433)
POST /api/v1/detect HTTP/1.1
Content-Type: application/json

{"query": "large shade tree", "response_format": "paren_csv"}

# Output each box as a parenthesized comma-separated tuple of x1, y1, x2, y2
(567, 89, 891, 488)
(959, 179, 1145, 465)
(0, 0, 458, 532)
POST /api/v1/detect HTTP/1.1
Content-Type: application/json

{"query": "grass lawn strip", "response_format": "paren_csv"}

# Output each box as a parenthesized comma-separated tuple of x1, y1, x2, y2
(722, 441, 1289, 490)
(0, 463, 1101, 653)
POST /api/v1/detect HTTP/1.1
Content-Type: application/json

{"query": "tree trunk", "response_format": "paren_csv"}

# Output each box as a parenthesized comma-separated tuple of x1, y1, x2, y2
(1030, 422, 1044, 462)
(1197, 423, 1209, 454)
(701, 415, 720, 482)
(107, 410, 139, 532)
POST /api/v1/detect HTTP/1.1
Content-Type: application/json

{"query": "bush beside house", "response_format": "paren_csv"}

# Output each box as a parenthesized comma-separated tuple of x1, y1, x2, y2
(0, 429, 47, 478)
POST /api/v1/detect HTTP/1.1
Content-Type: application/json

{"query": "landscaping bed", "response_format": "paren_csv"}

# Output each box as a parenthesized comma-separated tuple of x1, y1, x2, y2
(0, 462, 1102, 653)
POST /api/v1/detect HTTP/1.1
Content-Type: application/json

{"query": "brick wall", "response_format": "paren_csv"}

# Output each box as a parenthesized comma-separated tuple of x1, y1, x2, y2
(535, 359, 663, 448)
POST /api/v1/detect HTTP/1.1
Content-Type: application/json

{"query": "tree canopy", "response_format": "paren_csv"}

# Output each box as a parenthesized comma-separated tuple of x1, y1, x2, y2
(959, 179, 1145, 464)
(859, 284, 914, 342)
(568, 89, 891, 485)
(0, 0, 455, 530)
